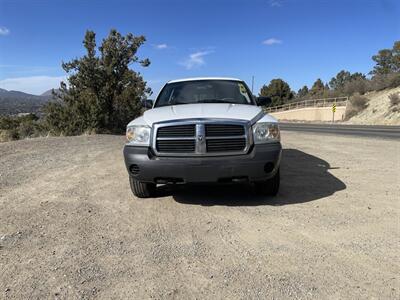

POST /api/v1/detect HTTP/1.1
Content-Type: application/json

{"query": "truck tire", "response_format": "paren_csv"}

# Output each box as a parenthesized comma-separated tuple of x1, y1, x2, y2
(129, 176, 156, 198)
(255, 168, 280, 196)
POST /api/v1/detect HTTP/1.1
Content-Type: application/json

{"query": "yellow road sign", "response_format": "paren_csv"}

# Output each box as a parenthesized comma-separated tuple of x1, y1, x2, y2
(332, 103, 336, 113)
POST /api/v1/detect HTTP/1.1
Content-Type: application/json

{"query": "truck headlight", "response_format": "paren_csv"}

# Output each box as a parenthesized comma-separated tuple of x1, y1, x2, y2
(252, 122, 280, 143)
(126, 125, 151, 146)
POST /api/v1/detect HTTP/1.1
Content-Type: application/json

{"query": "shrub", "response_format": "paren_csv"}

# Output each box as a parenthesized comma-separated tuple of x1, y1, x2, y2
(369, 73, 400, 91)
(388, 93, 400, 106)
(0, 129, 18, 142)
(351, 95, 369, 110)
(0, 115, 19, 130)
(0, 114, 46, 142)
(345, 95, 369, 120)
(392, 106, 400, 113)
(343, 78, 369, 95)
(340, 73, 400, 96)
(18, 120, 44, 139)
(387, 73, 400, 88)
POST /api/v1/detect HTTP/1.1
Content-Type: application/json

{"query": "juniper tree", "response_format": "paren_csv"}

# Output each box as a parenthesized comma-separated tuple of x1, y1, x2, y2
(44, 29, 151, 135)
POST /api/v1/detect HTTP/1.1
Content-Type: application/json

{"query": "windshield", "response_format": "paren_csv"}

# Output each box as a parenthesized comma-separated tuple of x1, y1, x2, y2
(154, 80, 254, 107)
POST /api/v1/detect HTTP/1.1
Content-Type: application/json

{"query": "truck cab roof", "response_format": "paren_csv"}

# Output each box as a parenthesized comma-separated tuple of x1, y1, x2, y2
(167, 77, 243, 84)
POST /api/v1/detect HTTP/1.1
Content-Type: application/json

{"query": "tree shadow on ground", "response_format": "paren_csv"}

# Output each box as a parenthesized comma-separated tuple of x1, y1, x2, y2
(157, 149, 346, 206)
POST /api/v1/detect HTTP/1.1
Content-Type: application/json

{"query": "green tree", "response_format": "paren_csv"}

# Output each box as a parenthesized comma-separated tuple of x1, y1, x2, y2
(371, 49, 393, 75)
(259, 78, 293, 106)
(329, 70, 367, 95)
(393, 41, 400, 71)
(309, 78, 326, 97)
(371, 41, 400, 75)
(297, 86, 309, 98)
(329, 70, 351, 91)
(350, 72, 366, 81)
(44, 29, 150, 135)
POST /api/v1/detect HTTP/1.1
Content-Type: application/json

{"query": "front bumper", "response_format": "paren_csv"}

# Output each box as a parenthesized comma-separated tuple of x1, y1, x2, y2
(123, 143, 282, 184)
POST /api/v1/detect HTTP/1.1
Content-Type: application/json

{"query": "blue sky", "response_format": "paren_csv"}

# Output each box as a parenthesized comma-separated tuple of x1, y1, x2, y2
(0, 0, 399, 95)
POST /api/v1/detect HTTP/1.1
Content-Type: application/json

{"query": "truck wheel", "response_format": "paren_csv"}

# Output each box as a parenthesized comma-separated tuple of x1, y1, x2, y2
(255, 168, 280, 196)
(129, 176, 156, 198)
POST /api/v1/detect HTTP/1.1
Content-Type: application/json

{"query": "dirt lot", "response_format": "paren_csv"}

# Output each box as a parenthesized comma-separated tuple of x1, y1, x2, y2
(1, 132, 399, 299)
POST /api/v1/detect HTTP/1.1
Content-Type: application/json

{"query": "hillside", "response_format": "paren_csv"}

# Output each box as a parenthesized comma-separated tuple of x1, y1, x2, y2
(0, 88, 52, 115)
(41, 89, 60, 97)
(347, 87, 400, 125)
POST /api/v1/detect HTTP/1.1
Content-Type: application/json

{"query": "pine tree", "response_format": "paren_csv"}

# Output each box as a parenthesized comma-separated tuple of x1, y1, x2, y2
(370, 41, 400, 75)
(259, 79, 293, 106)
(310, 78, 325, 97)
(297, 86, 309, 98)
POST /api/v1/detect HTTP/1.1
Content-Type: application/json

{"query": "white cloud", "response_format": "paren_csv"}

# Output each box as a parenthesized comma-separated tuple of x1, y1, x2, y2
(262, 38, 282, 45)
(181, 51, 213, 70)
(269, 0, 282, 7)
(155, 43, 168, 49)
(0, 76, 66, 95)
(0, 26, 10, 36)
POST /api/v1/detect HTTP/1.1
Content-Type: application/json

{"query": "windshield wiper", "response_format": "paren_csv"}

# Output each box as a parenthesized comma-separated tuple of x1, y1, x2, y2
(197, 98, 235, 104)
(171, 101, 190, 105)
(156, 101, 188, 108)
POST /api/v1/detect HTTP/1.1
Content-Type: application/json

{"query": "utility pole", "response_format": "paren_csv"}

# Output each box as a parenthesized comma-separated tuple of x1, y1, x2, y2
(251, 76, 254, 94)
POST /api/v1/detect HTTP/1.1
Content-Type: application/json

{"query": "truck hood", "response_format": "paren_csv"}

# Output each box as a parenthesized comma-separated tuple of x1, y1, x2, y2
(142, 103, 274, 126)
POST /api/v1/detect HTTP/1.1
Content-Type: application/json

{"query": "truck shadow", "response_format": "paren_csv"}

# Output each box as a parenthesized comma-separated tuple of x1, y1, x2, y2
(164, 149, 346, 206)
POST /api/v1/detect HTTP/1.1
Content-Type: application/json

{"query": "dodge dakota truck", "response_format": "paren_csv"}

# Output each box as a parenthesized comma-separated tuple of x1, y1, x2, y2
(123, 77, 282, 198)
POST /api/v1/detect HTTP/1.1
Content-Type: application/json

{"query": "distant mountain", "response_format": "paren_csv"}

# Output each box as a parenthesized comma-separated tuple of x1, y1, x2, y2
(0, 88, 8, 94)
(0, 89, 54, 115)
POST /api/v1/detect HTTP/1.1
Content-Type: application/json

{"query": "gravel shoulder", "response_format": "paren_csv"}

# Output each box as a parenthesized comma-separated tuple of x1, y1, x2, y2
(1, 133, 399, 299)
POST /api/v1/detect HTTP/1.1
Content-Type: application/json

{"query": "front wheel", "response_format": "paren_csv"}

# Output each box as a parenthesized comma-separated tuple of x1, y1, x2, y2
(129, 176, 156, 198)
(254, 168, 280, 196)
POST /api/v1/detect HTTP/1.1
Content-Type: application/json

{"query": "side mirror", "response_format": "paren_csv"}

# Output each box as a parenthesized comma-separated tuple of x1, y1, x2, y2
(256, 96, 272, 106)
(142, 99, 154, 109)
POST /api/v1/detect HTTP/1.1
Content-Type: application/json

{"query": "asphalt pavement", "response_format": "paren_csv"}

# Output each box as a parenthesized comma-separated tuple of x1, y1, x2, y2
(279, 122, 400, 139)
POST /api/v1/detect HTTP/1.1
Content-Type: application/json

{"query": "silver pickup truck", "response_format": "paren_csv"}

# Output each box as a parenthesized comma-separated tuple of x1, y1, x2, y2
(123, 77, 282, 198)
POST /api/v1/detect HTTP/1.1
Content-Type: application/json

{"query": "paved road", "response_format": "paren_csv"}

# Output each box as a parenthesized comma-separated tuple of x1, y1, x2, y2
(279, 122, 400, 139)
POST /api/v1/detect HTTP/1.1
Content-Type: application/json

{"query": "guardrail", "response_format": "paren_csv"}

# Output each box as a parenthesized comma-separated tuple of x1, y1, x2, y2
(265, 97, 348, 113)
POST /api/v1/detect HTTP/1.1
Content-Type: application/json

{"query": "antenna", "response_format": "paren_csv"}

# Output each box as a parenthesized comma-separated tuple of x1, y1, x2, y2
(251, 76, 255, 93)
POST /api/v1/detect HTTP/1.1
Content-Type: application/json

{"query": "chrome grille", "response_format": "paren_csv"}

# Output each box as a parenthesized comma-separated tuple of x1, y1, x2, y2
(153, 120, 250, 156)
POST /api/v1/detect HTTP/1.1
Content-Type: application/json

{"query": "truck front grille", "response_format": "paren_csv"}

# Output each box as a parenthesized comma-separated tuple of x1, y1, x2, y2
(156, 140, 196, 152)
(157, 124, 195, 137)
(154, 121, 249, 156)
(205, 124, 245, 136)
(206, 138, 247, 152)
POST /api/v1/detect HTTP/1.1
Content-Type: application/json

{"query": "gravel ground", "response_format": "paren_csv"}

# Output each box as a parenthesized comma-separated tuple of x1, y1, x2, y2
(0, 132, 399, 299)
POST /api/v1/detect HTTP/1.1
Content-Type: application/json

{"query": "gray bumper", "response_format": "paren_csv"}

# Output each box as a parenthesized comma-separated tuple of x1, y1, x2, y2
(123, 143, 282, 184)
